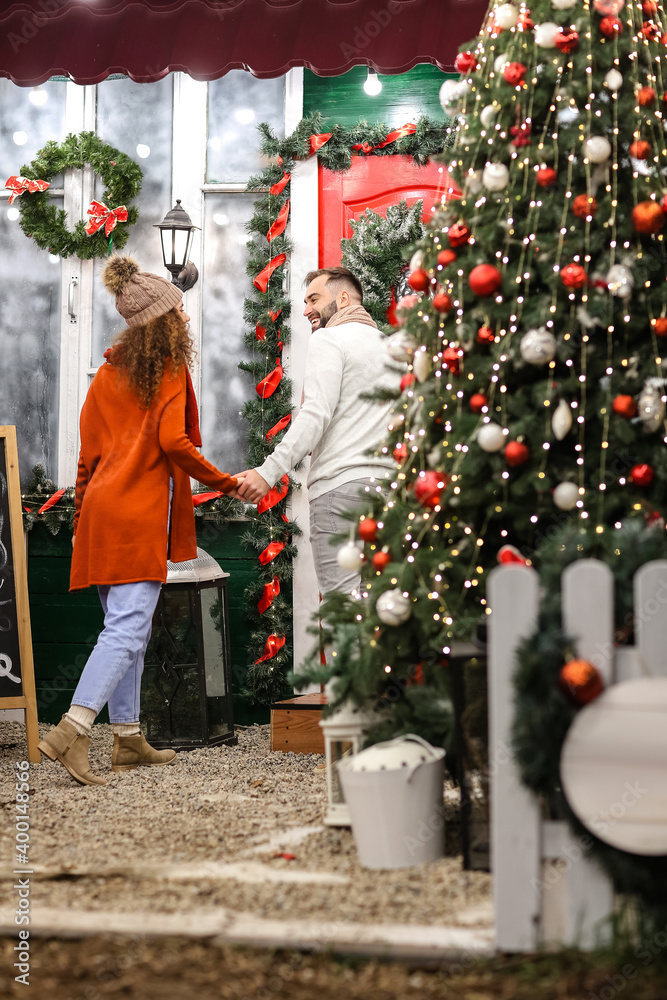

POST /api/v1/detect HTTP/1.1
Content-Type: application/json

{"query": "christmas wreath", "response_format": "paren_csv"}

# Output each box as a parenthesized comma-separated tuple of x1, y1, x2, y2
(10, 131, 142, 258)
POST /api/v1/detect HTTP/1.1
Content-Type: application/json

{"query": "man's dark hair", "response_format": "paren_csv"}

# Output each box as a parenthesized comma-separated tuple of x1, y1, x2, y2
(304, 266, 363, 304)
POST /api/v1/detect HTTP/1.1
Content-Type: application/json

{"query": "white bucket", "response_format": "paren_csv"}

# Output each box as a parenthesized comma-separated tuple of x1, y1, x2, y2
(337, 733, 446, 869)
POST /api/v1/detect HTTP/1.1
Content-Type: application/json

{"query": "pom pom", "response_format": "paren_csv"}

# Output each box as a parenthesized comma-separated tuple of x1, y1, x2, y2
(101, 254, 140, 294)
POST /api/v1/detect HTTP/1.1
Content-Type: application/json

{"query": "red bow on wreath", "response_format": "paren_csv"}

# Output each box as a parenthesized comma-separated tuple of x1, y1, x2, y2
(259, 540, 286, 565)
(5, 175, 50, 204)
(258, 576, 280, 615)
(352, 124, 417, 154)
(85, 200, 129, 237)
(255, 633, 286, 664)
(257, 474, 289, 514)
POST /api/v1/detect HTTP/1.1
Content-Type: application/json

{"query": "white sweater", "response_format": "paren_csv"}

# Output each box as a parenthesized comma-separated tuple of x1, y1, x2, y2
(256, 321, 400, 500)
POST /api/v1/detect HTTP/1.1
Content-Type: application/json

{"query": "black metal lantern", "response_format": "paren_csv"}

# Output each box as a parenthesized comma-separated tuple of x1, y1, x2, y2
(154, 199, 200, 292)
(141, 548, 236, 749)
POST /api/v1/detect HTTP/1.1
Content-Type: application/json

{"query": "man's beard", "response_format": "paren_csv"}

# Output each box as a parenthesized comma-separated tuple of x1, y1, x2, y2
(316, 300, 338, 329)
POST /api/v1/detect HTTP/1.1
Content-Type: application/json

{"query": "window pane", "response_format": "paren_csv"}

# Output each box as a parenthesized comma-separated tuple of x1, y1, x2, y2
(0, 205, 62, 483)
(91, 77, 174, 364)
(200, 193, 255, 474)
(0, 80, 67, 186)
(207, 72, 285, 183)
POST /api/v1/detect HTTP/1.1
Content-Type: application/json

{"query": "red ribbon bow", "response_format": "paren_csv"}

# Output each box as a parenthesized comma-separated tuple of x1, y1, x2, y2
(308, 133, 332, 156)
(85, 200, 129, 238)
(258, 575, 280, 615)
(37, 488, 66, 515)
(254, 253, 287, 293)
(5, 174, 50, 204)
(266, 414, 291, 441)
(269, 308, 282, 322)
(352, 124, 417, 154)
(267, 200, 290, 242)
(255, 323, 267, 341)
(270, 172, 291, 196)
(255, 633, 286, 664)
(259, 540, 286, 565)
(257, 474, 289, 514)
(256, 362, 283, 399)
(192, 491, 224, 506)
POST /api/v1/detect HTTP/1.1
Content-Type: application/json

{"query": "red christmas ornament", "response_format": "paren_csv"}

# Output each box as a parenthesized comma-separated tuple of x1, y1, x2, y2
(536, 166, 557, 188)
(358, 518, 378, 543)
(469, 264, 503, 297)
(637, 86, 656, 107)
(572, 194, 598, 219)
(632, 201, 664, 235)
(433, 291, 453, 312)
(510, 122, 532, 147)
(408, 268, 429, 292)
(517, 11, 533, 30)
(612, 395, 637, 418)
(477, 325, 495, 344)
(497, 544, 528, 565)
(469, 392, 488, 413)
(559, 659, 604, 706)
(599, 15, 623, 36)
(630, 463, 655, 487)
(437, 249, 457, 267)
(643, 0, 658, 14)
(393, 442, 408, 463)
(561, 263, 587, 289)
(641, 21, 660, 40)
(630, 140, 651, 160)
(652, 317, 667, 337)
(400, 372, 416, 391)
(414, 471, 449, 508)
(505, 441, 530, 467)
(455, 51, 478, 73)
(443, 346, 461, 375)
(448, 222, 470, 248)
(555, 29, 579, 51)
(372, 550, 391, 571)
(503, 62, 527, 86)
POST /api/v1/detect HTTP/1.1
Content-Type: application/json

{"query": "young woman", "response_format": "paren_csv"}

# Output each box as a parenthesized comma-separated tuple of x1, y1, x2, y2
(39, 254, 239, 786)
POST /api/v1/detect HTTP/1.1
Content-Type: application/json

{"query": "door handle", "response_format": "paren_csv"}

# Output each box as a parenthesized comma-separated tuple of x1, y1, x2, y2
(68, 276, 79, 322)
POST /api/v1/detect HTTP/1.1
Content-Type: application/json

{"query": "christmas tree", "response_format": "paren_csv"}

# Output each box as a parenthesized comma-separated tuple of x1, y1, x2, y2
(296, 0, 667, 747)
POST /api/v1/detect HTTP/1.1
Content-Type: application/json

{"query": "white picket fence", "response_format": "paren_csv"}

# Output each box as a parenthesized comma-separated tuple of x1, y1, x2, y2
(488, 558, 667, 951)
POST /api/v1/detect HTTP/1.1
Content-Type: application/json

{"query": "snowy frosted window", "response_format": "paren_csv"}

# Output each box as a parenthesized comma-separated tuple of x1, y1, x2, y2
(91, 77, 174, 364)
(207, 73, 285, 183)
(200, 193, 255, 475)
(0, 81, 67, 185)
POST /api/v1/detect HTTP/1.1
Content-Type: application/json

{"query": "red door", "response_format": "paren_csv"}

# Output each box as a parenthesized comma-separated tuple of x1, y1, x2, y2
(319, 154, 457, 266)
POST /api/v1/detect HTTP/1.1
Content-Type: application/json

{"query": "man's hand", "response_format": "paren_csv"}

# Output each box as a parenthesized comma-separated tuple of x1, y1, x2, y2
(234, 469, 271, 504)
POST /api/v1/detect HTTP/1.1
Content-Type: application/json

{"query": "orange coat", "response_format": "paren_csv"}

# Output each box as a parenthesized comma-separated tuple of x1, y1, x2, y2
(70, 359, 236, 591)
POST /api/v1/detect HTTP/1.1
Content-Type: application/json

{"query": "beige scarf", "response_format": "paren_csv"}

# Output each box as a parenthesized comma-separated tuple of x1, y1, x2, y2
(324, 303, 377, 329)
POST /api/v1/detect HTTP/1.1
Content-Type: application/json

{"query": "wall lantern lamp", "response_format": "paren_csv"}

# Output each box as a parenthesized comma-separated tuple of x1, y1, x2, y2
(319, 701, 374, 826)
(154, 199, 200, 292)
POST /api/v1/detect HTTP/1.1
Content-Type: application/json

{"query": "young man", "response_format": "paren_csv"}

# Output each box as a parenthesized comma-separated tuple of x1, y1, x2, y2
(236, 266, 400, 596)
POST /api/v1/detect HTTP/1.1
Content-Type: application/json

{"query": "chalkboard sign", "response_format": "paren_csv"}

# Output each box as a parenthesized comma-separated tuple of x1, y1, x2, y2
(0, 427, 39, 762)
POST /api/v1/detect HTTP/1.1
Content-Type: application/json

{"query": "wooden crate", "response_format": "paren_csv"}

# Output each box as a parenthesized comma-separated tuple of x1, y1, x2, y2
(270, 693, 326, 754)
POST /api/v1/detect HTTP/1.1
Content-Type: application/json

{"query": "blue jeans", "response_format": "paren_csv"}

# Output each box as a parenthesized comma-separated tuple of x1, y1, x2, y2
(71, 580, 162, 724)
(309, 478, 376, 597)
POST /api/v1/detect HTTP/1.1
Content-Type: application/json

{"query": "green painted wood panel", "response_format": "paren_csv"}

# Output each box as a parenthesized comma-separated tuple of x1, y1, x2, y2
(303, 65, 455, 128)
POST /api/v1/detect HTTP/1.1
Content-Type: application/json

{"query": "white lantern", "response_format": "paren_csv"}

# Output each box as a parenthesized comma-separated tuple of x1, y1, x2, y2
(552, 399, 573, 440)
(583, 136, 612, 163)
(606, 263, 633, 300)
(553, 482, 579, 510)
(319, 701, 375, 827)
(376, 589, 412, 625)
(337, 540, 364, 571)
(482, 162, 510, 191)
(604, 69, 623, 91)
(480, 104, 496, 129)
(534, 21, 561, 47)
(387, 330, 418, 361)
(494, 3, 519, 28)
(413, 349, 431, 383)
(520, 327, 557, 366)
(477, 422, 505, 452)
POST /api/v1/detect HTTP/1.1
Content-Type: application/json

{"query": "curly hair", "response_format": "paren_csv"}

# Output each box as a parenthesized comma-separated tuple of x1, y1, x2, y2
(111, 307, 194, 408)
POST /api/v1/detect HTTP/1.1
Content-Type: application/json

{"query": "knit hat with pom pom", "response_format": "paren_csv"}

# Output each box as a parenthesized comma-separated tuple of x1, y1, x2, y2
(101, 254, 182, 327)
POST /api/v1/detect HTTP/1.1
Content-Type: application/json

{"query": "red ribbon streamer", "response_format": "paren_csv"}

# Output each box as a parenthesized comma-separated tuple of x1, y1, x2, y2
(192, 491, 224, 506)
(270, 172, 291, 196)
(257, 474, 289, 514)
(265, 414, 291, 441)
(258, 575, 280, 614)
(267, 200, 290, 242)
(254, 253, 287, 292)
(85, 200, 128, 238)
(255, 633, 286, 664)
(308, 133, 332, 155)
(5, 174, 50, 204)
(256, 361, 283, 399)
(259, 540, 287, 565)
(269, 308, 282, 322)
(255, 323, 267, 341)
(352, 123, 417, 155)
(37, 488, 66, 514)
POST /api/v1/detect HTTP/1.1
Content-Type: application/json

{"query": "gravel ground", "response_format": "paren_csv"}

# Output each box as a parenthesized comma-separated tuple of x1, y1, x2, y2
(0, 721, 491, 928)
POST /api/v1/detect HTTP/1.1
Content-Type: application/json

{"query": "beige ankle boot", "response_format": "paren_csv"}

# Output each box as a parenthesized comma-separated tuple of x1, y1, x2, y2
(111, 733, 176, 771)
(38, 717, 107, 786)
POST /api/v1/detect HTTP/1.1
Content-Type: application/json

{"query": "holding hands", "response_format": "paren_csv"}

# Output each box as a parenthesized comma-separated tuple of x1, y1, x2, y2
(233, 469, 270, 504)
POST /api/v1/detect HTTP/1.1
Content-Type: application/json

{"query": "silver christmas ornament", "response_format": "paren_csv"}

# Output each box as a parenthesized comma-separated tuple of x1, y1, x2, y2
(387, 330, 419, 361)
(520, 327, 557, 366)
(480, 104, 496, 129)
(482, 162, 510, 191)
(413, 349, 431, 383)
(638, 383, 666, 433)
(606, 264, 633, 300)
(375, 589, 412, 626)
(552, 399, 573, 440)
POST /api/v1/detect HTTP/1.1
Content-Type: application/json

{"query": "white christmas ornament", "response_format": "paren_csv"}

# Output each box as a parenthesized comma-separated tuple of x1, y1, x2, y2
(482, 162, 510, 191)
(494, 3, 519, 28)
(387, 330, 418, 361)
(606, 263, 633, 300)
(439, 79, 460, 111)
(337, 540, 364, 571)
(638, 382, 666, 433)
(387, 411, 405, 432)
(464, 169, 483, 194)
(553, 482, 579, 511)
(552, 0, 577, 8)
(409, 250, 424, 272)
(534, 21, 561, 47)
(494, 53, 510, 73)
(583, 136, 612, 163)
(413, 349, 431, 383)
(477, 422, 505, 452)
(604, 69, 623, 91)
(520, 327, 557, 366)
(375, 589, 412, 626)
(552, 399, 573, 440)
(480, 104, 496, 129)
